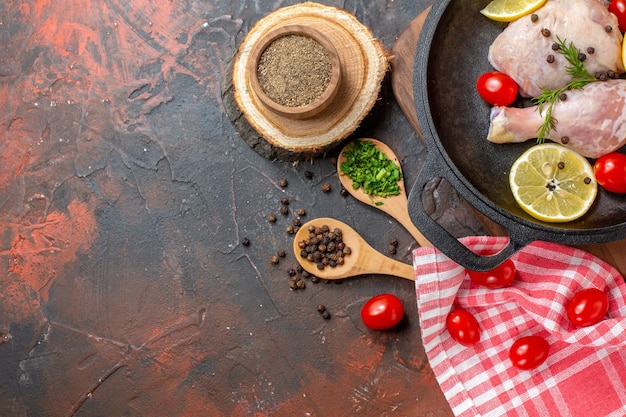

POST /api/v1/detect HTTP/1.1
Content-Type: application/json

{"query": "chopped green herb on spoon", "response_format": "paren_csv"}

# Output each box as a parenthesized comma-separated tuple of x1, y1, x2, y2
(339, 140, 403, 206)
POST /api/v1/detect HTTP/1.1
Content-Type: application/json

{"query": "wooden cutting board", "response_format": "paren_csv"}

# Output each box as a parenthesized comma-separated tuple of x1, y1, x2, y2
(390, 10, 626, 276)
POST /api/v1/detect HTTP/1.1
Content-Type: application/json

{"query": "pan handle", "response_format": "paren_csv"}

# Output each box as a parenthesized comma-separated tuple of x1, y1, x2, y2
(408, 153, 531, 271)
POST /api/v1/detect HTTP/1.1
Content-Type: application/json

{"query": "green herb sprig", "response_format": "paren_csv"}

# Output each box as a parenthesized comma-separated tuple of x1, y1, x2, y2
(339, 140, 402, 206)
(532, 36, 597, 143)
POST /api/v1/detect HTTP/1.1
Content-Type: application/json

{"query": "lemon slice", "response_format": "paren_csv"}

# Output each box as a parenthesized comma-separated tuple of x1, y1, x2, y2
(509, 143, 597, 223)
(480, 0, 547, 22)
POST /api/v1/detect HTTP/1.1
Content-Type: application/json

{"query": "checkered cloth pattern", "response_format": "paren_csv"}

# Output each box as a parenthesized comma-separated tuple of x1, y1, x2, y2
(413, 236, 626, 417)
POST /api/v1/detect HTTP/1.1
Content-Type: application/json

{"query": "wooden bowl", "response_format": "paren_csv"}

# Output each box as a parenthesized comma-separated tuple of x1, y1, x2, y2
(225, 2, 389, 161)
(248, 24, 342, 120)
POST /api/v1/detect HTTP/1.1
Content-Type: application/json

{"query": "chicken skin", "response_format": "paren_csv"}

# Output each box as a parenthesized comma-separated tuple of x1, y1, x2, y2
(488, 0, 624, 98)
(487, 80, 626, 158)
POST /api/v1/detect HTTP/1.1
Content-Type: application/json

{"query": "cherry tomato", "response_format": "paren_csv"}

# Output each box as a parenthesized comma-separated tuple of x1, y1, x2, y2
(361, 294, 405, 330)
(609, 0, 626, 33)
(594, 152, 626, 193)
(467, 259, 516, 289)
(567, 288, 609, 327)
(446, 309, 481, 346)
(509, 336, 549, 370)
(476, 71, 519, 106)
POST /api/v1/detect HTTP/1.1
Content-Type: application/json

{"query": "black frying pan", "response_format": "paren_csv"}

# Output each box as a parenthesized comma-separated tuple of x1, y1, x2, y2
(408, 0, 626, 271)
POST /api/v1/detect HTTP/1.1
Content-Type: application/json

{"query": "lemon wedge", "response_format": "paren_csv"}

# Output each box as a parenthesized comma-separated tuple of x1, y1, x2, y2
(622, 37, 626, 69)
(509, 144, 597, 223)
(480, 0, 547, 22)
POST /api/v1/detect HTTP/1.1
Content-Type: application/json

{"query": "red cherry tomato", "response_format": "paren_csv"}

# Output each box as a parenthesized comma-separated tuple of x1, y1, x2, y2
(476, 71, 519, 106)
(509, 336, 549, 370)
(567, 288, 609, 327)
(361, 294, 405, 330)
(609, 0, 626, 33)
(594, 152, 626, 193)
(467, 259, 516, 289)
(446, 309, 481, 346)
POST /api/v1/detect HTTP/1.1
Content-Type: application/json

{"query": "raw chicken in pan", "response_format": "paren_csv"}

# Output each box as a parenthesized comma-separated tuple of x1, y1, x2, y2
(488, 0, 625, 98)
(487, 80, 626, 158)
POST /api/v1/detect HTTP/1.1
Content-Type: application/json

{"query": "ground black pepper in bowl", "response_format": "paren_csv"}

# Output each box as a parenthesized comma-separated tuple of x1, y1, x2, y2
(257, 34, 332, 107)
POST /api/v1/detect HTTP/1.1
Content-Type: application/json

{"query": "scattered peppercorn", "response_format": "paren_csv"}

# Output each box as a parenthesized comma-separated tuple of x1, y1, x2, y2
(293, 217, 302, 226)
(277, 249, 286, 258)
(304, 170, 313, 179)
(296, 208, 306, 216)
(242, 237, 251, 247)
(279, 178, 288, 187)
(287, 267, 309, 291)
(321, 183, 331, 193)
(310, 275, 320, 283)
(530, 13, 538, 23)
(389, 237, 399, 246)
(270, 255, 279, 264)
(587, 47, 595, 55)
(388, 245, 397, 255)
(559, 92, 567, 101)
(558, 162, 565, 169)
(551, 42, 560, 51)
(606, 25, 613, 33)
(280, 197, 289, 205)
(578, 53, 586, 62)
(268, 213, 277, 223)
(584, 177, 592, 184)
(321, 310, 331, 320)
(541, 28, 551, 37)
(280, 205, 289, 215)
(546, 54, 555, 63)
(340, 187, 349, 197)
(561, 136, 570, 144)
(317, 304, 326, 313)
(285, 225, 295, 234)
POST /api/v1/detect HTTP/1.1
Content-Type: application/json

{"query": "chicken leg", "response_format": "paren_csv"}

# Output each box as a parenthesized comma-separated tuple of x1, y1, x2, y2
(487, 80, 626, 158)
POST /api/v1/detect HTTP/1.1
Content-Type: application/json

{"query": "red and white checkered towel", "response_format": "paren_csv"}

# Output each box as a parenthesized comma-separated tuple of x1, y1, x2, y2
(413, 237, 626, 417)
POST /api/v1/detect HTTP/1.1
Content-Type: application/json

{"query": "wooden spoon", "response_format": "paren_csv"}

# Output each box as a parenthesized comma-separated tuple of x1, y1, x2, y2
(337, 138, 431, 247)
(293, 217, 415, 281)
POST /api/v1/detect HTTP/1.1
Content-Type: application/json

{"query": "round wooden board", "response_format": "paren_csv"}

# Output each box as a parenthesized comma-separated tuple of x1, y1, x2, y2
(224, 2, 389, 161)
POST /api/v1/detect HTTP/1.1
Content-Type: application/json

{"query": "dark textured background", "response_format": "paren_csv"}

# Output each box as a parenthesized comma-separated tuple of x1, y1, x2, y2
(0, 1, 487, 416)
